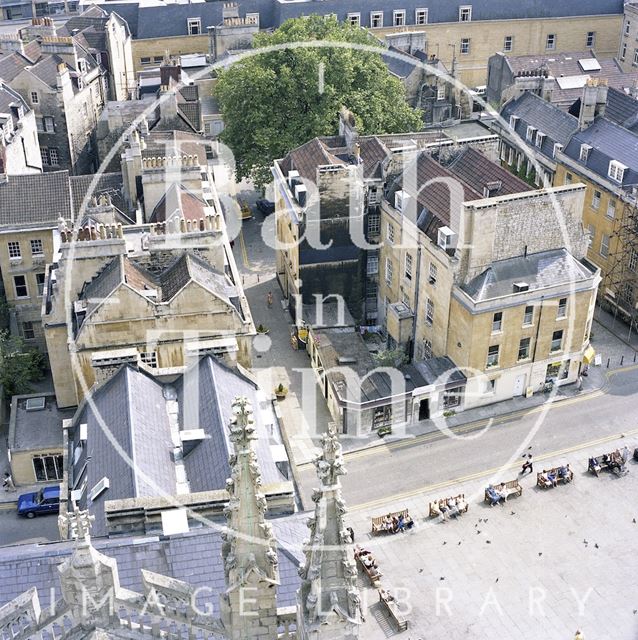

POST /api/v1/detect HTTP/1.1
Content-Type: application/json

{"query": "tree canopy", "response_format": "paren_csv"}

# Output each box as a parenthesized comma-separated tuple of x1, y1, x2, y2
(215, 15, 423, 187)
(0, 331, 45, 398)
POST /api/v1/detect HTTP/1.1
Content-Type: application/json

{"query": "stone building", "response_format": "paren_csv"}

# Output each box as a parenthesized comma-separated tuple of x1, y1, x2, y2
(94, 0, 623, 86)
(0, 170, 127, 349)
(554, 114, 638, 331)
(59, 6, 136, 101)
(0, 82, 42, 174)
(0, 402, 360, 640)
(0, 31, 107, 173)
(487, 50, 638, 109)
(618, 2, 638, 72)
(274, 108, 498, 325)
(378, 146, 600, 411)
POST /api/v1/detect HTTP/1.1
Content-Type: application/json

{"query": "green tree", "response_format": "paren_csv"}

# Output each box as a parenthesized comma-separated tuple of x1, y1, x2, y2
(0, 331, 45, 397)
(215, 15, 423, 187)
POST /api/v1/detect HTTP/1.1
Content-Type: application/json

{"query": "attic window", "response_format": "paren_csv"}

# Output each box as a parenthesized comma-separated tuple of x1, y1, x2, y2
(509, 115, 519, 129)
(535, 131, 545, 148)
(608, 160, 627, 183)
(187, 18, 201, 35)
(525, 126, 536, 142)
(579, 144, 591, 162)
(78, 59, 87, 74)
(26, 397, 46, 411)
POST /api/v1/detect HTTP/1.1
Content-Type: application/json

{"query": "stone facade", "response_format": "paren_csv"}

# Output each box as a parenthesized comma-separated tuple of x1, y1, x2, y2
(618, 2, 638, 71)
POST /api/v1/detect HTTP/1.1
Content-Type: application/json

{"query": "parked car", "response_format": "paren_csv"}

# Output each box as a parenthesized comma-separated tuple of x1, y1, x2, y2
(17, 485, 60, 518)
(256, 199, 275, 216)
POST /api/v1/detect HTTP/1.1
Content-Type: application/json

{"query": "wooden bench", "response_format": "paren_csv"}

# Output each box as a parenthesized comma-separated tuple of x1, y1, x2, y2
(537, 465, 573, 489)
(484, 480, 523, 504)
(371, 509, 409, 535)
(588, 451, 627, 477)
(378, 589, 408, 632)
(357, 556, 382, 585)
(429, 494, 469, 519)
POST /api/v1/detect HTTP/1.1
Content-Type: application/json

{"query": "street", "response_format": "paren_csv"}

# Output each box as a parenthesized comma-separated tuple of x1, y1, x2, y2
(0, 507, 59, 546)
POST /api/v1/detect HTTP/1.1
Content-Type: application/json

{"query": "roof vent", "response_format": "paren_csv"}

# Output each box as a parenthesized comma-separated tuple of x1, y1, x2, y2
(161, 508, 189, 536)
(180, 429, 207, 456)
(25, 397, 46, 411)
(395, 190, 410, 213)
(513, 281, 529, 292)
(88, 476, 110, 501)
(437, 226, 456, 252)
(294, 183, 307, 208)
(337, 357, 357, 365)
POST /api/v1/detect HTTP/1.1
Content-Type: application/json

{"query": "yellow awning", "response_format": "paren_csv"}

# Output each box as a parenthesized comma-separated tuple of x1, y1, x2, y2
(583, 345, 596, 365)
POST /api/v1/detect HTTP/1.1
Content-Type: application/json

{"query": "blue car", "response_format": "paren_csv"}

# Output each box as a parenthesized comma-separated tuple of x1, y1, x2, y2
(17, 485, 60, 518)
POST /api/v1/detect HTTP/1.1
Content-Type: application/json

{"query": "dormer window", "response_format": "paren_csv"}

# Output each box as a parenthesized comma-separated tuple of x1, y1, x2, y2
(608, 160, 627, 183)
(78, 58, 87, 74)
(525, 125, 535, 142)
(187, 17, 201, 35)
(579, 144, 591, 162)
(509, 114, 519, 129)
(535, 131, 545, 148)
(553, 143, 563, 158)
(459, 5, 472, 22)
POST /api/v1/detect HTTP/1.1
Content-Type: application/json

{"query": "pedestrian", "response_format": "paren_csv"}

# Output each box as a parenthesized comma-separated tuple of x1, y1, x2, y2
(574, 630, 584, 640)
(347, 527, 355, 543)
(576, 375, 583, 391)
(2, 471, 15, 492)
(520, 454, 533, 475)
(267, 291, 273, 308)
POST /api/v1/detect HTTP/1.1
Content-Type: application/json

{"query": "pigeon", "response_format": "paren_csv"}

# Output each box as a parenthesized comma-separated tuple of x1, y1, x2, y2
(633, 518, 636, 524)
(484, 519, 489, 523)
(476, 530, 481, 535)
(595, 543, 599, 549)
(475, 523, 478, 528)
(495, 578, 499, 583)
(510, 511, 516, 515)
(442, 541, 447, 545)
(458, 541, 462, 546)
(633, 609, 637, 615)
(439, 576, 445, 581)
(418, 568, 424, 573)
(538, 552, 543, 557)
(486, 540, 491, 544)
(528, 446, 532, 450)
(583, 539, 588, 544)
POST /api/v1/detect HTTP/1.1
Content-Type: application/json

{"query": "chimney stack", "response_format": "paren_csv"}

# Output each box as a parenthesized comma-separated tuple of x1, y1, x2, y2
(578, 78, 608, 130)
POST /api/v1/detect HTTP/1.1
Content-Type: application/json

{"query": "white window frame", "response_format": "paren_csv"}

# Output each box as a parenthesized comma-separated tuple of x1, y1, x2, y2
(608, 160, 626, 183)
(625, 20, 631, 36)
(387, 222, 395, 244)
(421, 338, 433, 360)
(30, 91, 38, 104)
(13, 274, 28, 298)
(43, 116, 54, 133)
(368, 212, 380, 234)
(557, 297, 567, 319)
(550, 330, 563, 353)
(526, 125, 535, 142)
(586, 31, 595, 48)
(459, 5, 472, 22)
(367, 255, 379, 275)
(30, 238, 43, 255)
(633, 48, 638, 65)
(385, 258, 393, 285)
(546, 34, 556, 50)
(7, 241, 21, 259)
(460, 38, 470, 55)
(518, 337, 531, 361)
(600, 233, 610, 258)
(591, 190, 601, 210)
(535, 131, 545, 148)
(393, 10, 405, 26)
(426, 298, 434, 325)
(21, 321, 35, 340)
(629, 249, 638, 272)
(140, 351, 158, 368)
(347, 12, 360, 27)
(492, 311, 503, 333)
(48, 147, 58, 166)
(404, 253, 413, 280)
(187, 17, 201, 35)
(503, 35, 513, 52)
(579, 144, 590, 162)
(415, 8, 428, 25)
(36, 272, 45, 297)
(370, 11, 383, 28)
(523, 305, 533, 326)
(246, 12, 259, 26)
(621, 43, 627, 60)
(486, 344, 499, 368)
(429, 262, 437, 284)
(553, 143, 563, 159)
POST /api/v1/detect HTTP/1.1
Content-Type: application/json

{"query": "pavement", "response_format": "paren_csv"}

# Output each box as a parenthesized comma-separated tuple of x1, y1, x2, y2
(344, 433, 638, 639)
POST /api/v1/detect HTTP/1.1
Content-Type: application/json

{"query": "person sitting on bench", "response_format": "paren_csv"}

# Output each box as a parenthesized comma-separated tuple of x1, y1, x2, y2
(395, 514, 406, 532)
(486, 486, 503, 506)
(539, 472, 553, 488)
(589, 457, 601, 475)
(547, 471, 558, 487)
(447, 497, 460, 518)
(362, 554, 377, 569)
(383, 515, 394, 532)
(558, 465, 570, 482)
(404, 513, 415, 529)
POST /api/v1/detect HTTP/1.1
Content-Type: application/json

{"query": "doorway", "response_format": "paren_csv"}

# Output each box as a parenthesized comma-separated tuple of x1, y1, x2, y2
(418, 399, 430, 421)
(513, 374, 526, 397)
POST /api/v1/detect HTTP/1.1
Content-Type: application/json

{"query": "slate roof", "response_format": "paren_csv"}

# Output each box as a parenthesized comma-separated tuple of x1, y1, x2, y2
(383, 46, 419, 79)
(150, 182, 207, 223)
(462, 248, 596, 302)
(78, 252, 240, 326)
(446, 147, 529, 198)
(0, 515, 306, 611)
(0, 82, 29, 131)
(68, 357, 288, 537)
(101, 0, 623, 39)
(604, 87, 638, 134)
(562, 117, 638, 188)
(0, 51, 30, 83)
(10, 395, 74, 452)
(500, 91, 579, 159)
(0, 170, 127, 230)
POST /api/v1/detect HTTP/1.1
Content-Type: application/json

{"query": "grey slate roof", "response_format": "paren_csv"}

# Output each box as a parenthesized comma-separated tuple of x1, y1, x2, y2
(68, 357, 288, 536)
(604, 87, 638, 134)
(0, 82, 29, 131)
(70, 172, 127, 216)
(500, 91, 579, 159)
(101, 0, 623, 38)
(10, 395, 74, 452)
(0, 515, 306, 611)
(562, 117, 638, 188)
(462, 249, 596, 302)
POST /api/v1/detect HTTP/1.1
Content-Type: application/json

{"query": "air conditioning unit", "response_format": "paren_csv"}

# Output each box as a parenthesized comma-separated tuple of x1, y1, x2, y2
(79, 423, 88, 442)
(89, 476, 110, 501)
(294, 183, 307, 207)
(513, 281, 530, 292)
(287, 170, 299, 188)
(395, 190, 410, 213)
(437, 226, 456, 251)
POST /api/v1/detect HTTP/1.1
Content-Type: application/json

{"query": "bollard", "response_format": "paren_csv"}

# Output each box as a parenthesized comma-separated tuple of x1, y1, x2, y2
(620, 355, 624, 366)
(607, 358, 610, 368)
(257, 274, 260, 283)
(634, 352, 636, 363)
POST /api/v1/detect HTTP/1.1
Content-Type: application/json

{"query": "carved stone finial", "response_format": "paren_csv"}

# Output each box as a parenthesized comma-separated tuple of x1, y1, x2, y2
(59, 505, 95, 545)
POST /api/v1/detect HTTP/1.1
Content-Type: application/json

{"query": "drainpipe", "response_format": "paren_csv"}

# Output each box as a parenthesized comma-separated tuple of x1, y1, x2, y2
(531, 295, 545, 384)
(409, 243, 422, 360)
